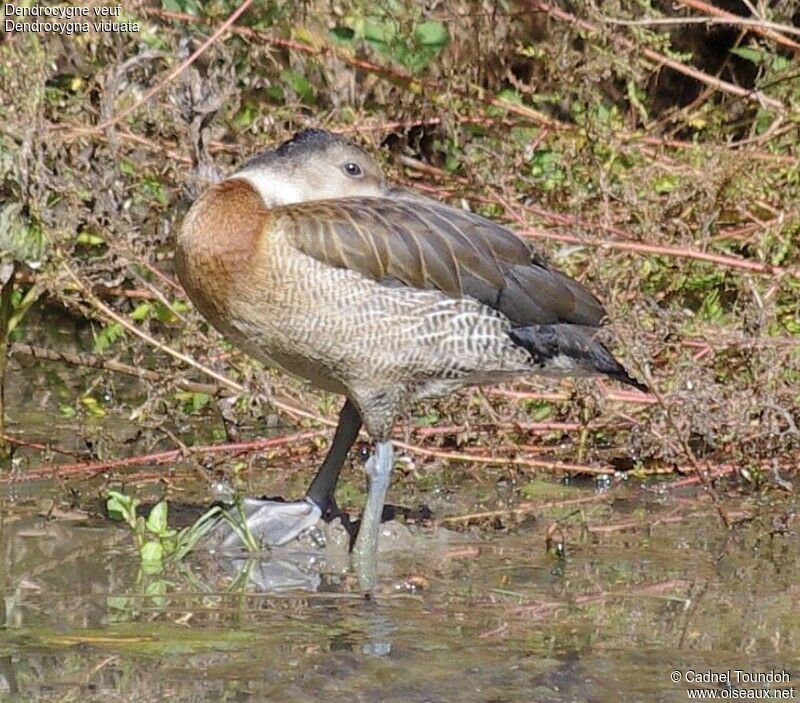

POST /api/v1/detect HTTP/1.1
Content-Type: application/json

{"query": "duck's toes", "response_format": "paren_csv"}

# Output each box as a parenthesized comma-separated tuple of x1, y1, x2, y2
(219, 498, 323, 550)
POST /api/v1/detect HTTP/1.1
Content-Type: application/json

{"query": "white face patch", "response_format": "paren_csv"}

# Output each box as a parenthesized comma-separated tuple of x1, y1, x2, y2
(234, 158, 386, 208)
(235, 168, 304, 207)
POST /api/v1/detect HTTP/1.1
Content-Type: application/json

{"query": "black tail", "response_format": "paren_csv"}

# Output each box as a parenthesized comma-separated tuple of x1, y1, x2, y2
(509, 324, 649, 393)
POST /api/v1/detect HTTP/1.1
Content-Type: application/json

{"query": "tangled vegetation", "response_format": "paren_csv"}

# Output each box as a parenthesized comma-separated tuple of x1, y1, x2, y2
(0, 0, 798, 514)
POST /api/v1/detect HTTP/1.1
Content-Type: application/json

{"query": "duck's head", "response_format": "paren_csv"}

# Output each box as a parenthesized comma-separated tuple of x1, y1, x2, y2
(232, 129, 387, 207)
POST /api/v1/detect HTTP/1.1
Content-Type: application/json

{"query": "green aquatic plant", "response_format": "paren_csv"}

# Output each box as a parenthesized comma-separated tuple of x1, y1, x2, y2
(106, 490, 260, 571)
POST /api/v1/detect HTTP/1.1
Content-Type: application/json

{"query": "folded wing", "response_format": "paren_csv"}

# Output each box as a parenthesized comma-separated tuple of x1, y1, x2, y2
(277, 196, 606, 328)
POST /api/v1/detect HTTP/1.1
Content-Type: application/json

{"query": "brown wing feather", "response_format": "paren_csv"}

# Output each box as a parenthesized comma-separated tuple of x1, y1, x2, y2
(278, 196, 606, 327)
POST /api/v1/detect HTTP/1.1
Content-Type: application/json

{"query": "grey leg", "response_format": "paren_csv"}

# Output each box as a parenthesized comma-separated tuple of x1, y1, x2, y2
(218, 400, 361, 550)
(352, 440, 394, 590)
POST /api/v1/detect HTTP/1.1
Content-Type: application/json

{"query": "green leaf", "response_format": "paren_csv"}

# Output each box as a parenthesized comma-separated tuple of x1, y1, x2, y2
(529, 148, 566, 191)
(141, 177, 169, 206)
(107, 493, 130, 522)
(698, 288, 724, 322)
(413, 20, 449, 47)
(140, 540, 163, 563)
(130, 301, 152, 322)
(359, 17, 395, 44)
(75, 230, 105, 246)
(444, 154, 460, 172)
(145, 579, 169, 608)
(190, 392, 210, 413)
(145, 501, 169, 535)
(153, 300, 178, 324)
(730, 47, 764, 64)
(497, 89, 524, 106)
(626, 78, 649, 124)
(106, 595, 131, 611)
(279, 70, 316, 104)
(106, 491, 139, 524)
(231, 100, 257, 130)
(171, 505, 223, 561)
(528, 401, 552, 421)
(772, 55, 790, 72)
(80, 394, 106, 417)
(93, 321, 124, 353)
(266, 84, 284, 102)
(415, 411, 440, 427)
(653, 174, 679, 194)
(160, 532, 178, 555)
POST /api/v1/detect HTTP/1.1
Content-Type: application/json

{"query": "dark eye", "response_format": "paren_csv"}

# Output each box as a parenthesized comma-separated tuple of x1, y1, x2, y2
(343, 162, 363, 178)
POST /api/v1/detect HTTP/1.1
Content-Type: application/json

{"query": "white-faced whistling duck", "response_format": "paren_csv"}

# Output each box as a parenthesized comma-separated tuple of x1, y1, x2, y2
(175, 129, 647, 588)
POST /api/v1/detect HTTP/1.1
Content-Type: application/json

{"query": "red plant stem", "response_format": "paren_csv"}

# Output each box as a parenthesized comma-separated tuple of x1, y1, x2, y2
(413, 419, 635, 438)
(0, 430, 328, 484)
(519, 227, 795, 277)
(674, 0, 800, 53)
(0, 434, 83, 457)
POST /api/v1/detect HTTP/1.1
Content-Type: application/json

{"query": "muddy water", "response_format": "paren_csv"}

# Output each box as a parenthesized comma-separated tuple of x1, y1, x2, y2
(1, 486, 798, 703)
(2, 320, 799, 701)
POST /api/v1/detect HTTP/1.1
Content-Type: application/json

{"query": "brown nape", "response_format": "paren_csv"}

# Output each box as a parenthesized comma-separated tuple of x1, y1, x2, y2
(175, 179, 269, 326)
